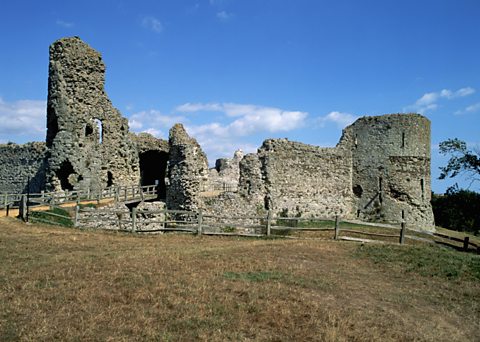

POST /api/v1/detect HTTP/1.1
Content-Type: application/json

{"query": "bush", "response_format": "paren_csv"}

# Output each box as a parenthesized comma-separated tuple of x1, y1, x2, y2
(431, 189, 480, 235)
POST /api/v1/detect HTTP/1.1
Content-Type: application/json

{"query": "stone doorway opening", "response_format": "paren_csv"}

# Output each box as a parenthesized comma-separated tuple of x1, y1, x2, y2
(56, 160, 75, 191)
(139, 151, 168, 199)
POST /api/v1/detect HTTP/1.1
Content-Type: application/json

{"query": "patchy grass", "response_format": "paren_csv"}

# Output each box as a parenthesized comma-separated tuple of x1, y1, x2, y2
(28, 207, 73, 227)
(0, 216, 479, 341)
(354, 244, 480, 280)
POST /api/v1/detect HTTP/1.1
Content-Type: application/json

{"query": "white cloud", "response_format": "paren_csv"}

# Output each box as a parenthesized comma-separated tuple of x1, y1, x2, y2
(455, 102, 480, 115)
(404, 87, 476, 114)
(128, 110, 187, 138)
(454, 87, 475, 97)
(177, 102, 308, 136)
(56, 20, 74, 28)
(315, 111, 358, 128)
(128, 102, 307, 164)
(0, 98, 46, 141)
(142, 16, 163, 33)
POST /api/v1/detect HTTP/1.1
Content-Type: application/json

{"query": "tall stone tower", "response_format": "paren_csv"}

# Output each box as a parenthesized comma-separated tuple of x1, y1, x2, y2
(45, 37, 140, 192)
(344, 114, 434, 230)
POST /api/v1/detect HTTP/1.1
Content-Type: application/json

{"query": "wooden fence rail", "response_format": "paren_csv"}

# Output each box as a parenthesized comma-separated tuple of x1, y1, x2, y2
(8, 198, 480, 253)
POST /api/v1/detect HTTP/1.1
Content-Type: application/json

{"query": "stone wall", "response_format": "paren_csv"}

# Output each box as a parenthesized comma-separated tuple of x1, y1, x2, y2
(166, 124, 209, 211)
(343, 114, 434, 229)
(45, 37, 140, 192)
(0, 142, 47, 193)
(207, 149, 243, 191)
(258, 139, 354, 218)
(197, 114, 434, 230)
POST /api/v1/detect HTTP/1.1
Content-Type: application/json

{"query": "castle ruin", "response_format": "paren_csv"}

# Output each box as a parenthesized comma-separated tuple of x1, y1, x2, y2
(0, 37, 435, 230)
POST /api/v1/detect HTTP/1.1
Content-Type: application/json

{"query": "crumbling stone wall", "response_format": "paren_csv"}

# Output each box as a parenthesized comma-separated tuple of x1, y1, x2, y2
(0, 142, 47, 193)
(45, 37, 140, 192)
(132, 133, 169, 198)
(257, 139, 354, 218)
(197, 114, 434, 230)
(207, 149, 243, 191)
(166, 124, 208, 211)
(342, 114, 434, 229)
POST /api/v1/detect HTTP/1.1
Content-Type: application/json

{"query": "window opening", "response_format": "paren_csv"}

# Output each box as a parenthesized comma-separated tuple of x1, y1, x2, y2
(94, 119, 103, 144)
(420, 179, 424, 200)
(107, 171, 114, 187)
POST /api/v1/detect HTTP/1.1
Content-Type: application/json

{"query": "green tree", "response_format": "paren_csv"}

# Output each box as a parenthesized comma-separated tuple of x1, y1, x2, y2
(439, 138, 480, 188)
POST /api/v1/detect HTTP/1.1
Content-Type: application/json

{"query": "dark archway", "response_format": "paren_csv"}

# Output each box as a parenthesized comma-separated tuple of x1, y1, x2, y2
(139, 151, 168, 199)
(56, 160, 75, 191)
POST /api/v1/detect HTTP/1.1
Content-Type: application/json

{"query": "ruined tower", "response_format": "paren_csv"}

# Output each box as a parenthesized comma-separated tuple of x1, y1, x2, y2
(45, 37, 140, 192)
(345, 114, 434, 229)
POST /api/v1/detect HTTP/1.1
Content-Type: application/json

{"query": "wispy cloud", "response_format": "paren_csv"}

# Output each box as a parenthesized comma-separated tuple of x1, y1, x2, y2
(455, 102, 480, 115)
(315, 111, 358, 128)
(404, 87, 475, 114)
(56, 20, 74, 28)
(142, 16, 163, 33)
(216, 11, 233, 21)
(0, 98, 46, 142)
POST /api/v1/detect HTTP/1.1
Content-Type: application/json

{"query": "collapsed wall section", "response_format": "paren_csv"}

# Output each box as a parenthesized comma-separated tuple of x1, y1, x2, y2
(0, 142, 47, 194)
(166, 124, 208, 211)
(45, 37, 140, 192)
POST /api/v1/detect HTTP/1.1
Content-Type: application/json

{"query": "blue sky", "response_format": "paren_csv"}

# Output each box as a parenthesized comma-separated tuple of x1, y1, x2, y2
(0, 0, 479, 193)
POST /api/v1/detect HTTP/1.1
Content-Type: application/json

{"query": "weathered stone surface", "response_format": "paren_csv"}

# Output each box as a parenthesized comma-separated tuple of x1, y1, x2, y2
(0, 36, 435, 231)
(0, 142, 47, 193)
(166, 124, 208, 211)
(343, 113, 434, 229)
(133, 132, 169, 154)
(207, 149, 243, 191)
(199, 114, 434, 230)
(45, 36, 140, 192)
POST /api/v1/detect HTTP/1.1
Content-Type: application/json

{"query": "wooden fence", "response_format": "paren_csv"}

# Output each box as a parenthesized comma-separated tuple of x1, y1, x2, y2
(5, 195, 479, 253)
(0, 184, 158, 216)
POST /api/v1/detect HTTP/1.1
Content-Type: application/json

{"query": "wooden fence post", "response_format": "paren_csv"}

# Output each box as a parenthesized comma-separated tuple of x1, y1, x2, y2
(463, 237, 470, 252)
(399, 221, 406, 244)
(197, 210, 203, 235)
(4, 194, 7, 209)
(74, 205, 80, 227)
(6, 204, 9, 217)
(132, 207, 137, 233)
(334, 215, 340, 240)
(21, 195, 27, 222)
(266, 210, 272, 236)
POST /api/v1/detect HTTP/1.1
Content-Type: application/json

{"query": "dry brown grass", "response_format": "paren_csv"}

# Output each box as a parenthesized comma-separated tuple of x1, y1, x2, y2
(0, 217, 479, 341)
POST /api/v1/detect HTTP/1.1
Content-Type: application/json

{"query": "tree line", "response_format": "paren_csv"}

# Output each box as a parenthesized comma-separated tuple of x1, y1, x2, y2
(433, 138, 479, 235)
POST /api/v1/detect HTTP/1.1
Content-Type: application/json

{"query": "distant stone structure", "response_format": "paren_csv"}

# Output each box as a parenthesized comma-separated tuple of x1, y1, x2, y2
(0, 37, 435, 230)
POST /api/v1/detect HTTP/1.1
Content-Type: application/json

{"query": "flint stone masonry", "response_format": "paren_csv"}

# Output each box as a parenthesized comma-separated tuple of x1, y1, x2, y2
(166, 124, 208, 211)
(198, 114, 435, 230)
(46, 37, 140, 192)
(0, 37, 435, 231)
(0, 143, 47, 193)
(343, 114, 434, 228)
(207, 149, 244, 191)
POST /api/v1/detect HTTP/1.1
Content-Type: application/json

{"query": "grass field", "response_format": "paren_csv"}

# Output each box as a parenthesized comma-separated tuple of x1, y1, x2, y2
(0, 217, 479, 341)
